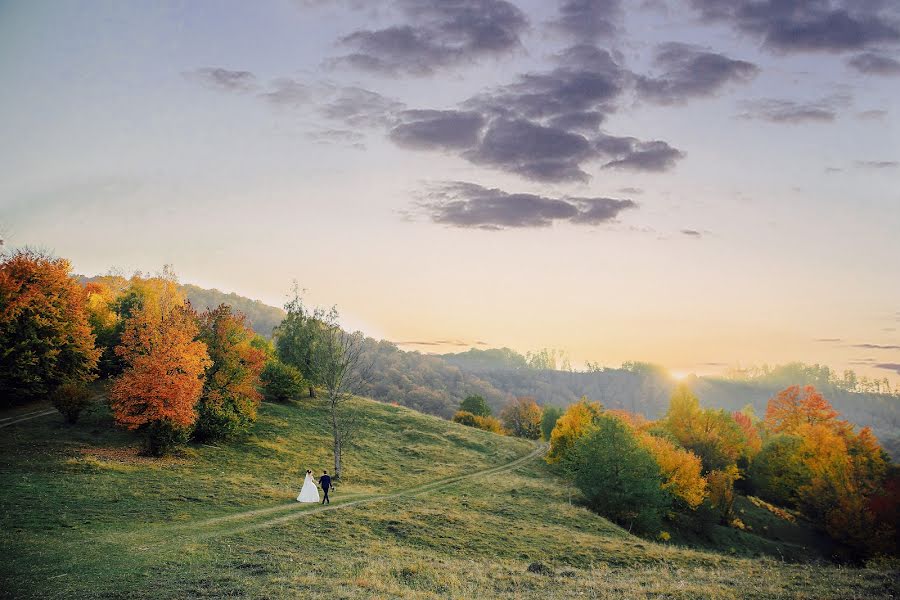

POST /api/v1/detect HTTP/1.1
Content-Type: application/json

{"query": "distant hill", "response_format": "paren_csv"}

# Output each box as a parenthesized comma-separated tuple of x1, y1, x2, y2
(81, 279, 900, 458)
(181, 284, 285, 339)
(178, 287, 900, 460)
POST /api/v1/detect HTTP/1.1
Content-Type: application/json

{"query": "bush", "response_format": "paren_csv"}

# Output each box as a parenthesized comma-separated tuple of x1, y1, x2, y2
(50, 382, 92, 424)
(260, 360, 305, 403)
(570, 415, 671, 533)
(144, 419, 190, 457)
(452, 410, 505, 434)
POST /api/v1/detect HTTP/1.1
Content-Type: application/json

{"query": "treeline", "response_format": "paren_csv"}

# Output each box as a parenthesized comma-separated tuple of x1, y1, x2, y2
(439, 350, 900, 460)
(2, 252, 366, 477)
(545, 384, 898, 561)
(81, 276, 287, 339)
(4, 254, 268, 455)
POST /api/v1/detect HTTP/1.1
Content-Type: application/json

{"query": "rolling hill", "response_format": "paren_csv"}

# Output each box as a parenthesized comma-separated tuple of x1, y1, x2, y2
(1, 393, 896, 599)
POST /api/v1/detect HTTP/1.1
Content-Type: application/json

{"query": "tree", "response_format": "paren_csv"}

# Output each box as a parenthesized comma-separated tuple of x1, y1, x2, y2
(0, 250, 99, 406)
(459, 394, 491, 417)
(109, 277, 210, 456)
(570, 415, 671, 533)
(310, 306, 372, 479)
(732, 410, 762, 459)
(765, 385, 839, 435)
(540, 405, 564, 441)
(707, 465, 741, 524)
(500, 397, 542, 439)
(194, 305, 266, 441)
(747, 434, 811, 507)
(260, 359, 305, 403)
(638, 432, 707, 509)
(275, 287, 322, 398)
(660, 385, 745, 473)
(547, 398, 603, 464)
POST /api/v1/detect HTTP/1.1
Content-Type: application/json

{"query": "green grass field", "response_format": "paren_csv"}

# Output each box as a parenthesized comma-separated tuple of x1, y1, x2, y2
(1, 395, 897, 599)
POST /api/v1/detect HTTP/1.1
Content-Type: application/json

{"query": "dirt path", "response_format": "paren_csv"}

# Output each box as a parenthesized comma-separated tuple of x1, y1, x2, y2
(133, 443, 547, 545)
(0, 394, 106, 430)
(0, 407, 57, 429)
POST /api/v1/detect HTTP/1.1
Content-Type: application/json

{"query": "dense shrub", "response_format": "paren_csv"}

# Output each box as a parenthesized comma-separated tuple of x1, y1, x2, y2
(260, 359, 305, 403)
(452, 410, 505, 434)
(50, 382, 93, 424)
(459, 395, 492, 417)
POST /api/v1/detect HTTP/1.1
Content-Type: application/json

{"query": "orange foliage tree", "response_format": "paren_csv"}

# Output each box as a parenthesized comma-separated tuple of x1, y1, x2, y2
(547, 398, 603, 464)
(109, 278, 210, 455)
(764, 385, 839, 434)
(0, 250, 99, 406)
(758, 386, 893, 558)
(500, 397, 543, 439)
(732, 410, 762, 459)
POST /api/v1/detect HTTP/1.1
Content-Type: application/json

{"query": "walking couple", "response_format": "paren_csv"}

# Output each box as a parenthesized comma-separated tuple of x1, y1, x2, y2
(297, 469, 333, 504)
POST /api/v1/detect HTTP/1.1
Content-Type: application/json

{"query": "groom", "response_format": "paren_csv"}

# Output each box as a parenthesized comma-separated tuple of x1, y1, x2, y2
(318, 470, 332, 504)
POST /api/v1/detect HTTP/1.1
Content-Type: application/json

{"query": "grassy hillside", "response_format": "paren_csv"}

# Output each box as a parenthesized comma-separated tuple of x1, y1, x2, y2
(2, 396, 896, 599)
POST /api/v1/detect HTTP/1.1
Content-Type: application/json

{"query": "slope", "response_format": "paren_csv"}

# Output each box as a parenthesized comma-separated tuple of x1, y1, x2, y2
(1, 395, 896, 599)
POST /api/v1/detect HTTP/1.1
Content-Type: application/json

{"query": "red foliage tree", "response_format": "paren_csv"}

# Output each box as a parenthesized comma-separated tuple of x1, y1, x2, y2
(764, 385, 839, 434)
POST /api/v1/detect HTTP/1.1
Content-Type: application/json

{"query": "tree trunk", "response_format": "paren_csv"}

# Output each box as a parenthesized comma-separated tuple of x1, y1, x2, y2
(331, 401, 342, 479)
(309, 385, 316, 399)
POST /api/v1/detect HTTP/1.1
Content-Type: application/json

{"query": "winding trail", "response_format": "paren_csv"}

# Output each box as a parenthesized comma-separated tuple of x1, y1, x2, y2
(130, 443, 547, 545)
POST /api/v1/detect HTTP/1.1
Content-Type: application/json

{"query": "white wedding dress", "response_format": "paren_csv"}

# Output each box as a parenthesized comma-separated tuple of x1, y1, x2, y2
(297, 473, 320, 503)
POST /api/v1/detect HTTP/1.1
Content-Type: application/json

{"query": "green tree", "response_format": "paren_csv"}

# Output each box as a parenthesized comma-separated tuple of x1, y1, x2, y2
(260, 359, 305, 403)
(274, 287, 322, 398)
(0, 250, 99, 406)
(460, 394, 491, 417)
(569, 415, 671, 532)
(746, 434, 811, 507)
(194, 305, 266, 441)
(540, 405, 564, 441)
(311, 306, 372, 479)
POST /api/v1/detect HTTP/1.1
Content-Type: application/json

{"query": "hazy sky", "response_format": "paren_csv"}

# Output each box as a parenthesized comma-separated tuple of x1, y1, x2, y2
(1, 0, 899, 382)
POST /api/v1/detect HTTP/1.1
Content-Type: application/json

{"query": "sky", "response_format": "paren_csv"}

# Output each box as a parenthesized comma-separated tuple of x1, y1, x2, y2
(1, 0, 899, 383)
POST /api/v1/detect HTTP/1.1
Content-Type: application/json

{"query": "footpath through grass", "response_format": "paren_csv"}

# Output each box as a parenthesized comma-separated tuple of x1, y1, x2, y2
(1, 396, 897, 599)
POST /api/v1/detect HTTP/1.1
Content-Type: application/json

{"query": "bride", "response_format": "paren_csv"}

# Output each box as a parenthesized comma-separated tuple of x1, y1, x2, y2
(297, 469, 320, 503)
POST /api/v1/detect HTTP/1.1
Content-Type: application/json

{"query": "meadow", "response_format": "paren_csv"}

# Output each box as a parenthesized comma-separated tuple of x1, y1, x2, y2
(1, 394, 897, 599)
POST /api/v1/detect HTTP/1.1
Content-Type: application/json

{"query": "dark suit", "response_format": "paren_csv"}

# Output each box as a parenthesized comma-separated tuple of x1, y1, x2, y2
(318, 474, 332, 503)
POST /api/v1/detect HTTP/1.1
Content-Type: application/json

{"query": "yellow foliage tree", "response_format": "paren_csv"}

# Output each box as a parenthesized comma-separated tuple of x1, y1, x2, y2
(637, 433, 707, 509)
(547, 397, 603, 464)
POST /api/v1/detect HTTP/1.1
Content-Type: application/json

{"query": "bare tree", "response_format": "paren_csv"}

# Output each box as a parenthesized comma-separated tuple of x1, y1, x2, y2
(312, 307, 372, 480)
